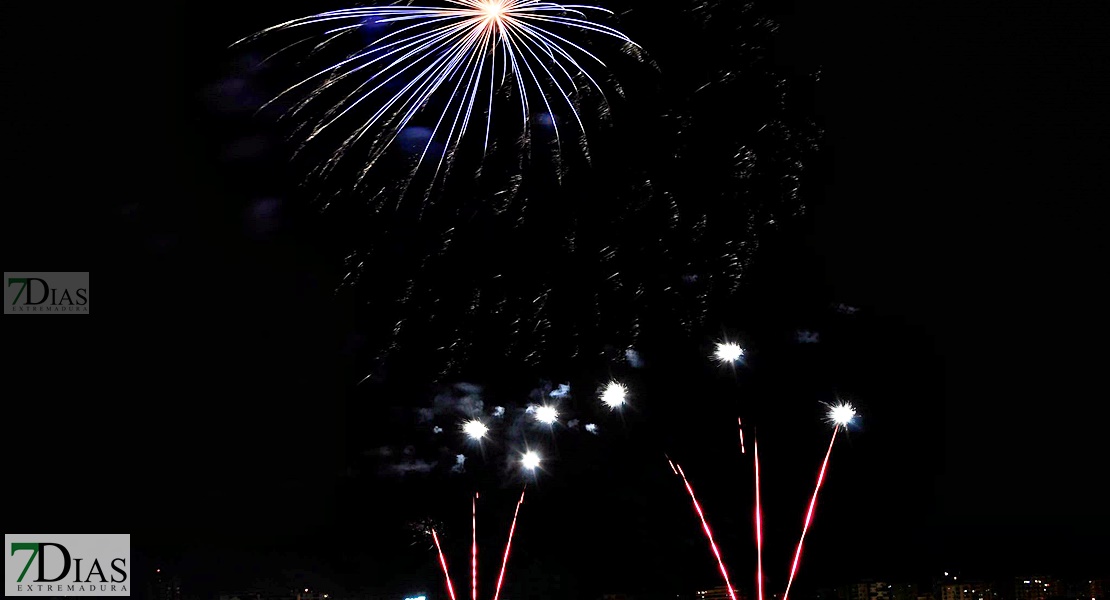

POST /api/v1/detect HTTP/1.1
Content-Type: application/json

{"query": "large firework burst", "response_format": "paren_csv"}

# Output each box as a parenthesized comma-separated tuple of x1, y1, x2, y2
(238, 0, 638, 190)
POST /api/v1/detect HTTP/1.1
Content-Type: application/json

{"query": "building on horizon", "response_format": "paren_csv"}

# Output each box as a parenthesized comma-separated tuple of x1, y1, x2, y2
(941, 580, 997, 600)
(695, 586, 749, 600)
(218, 593, 262, 600)
(149, 569, 182, 600)
(891, 584, 919, 600)
(1064, 579, 1106, 600)
(839, 580, 891, 600)
(1015, 577, 1063, 600)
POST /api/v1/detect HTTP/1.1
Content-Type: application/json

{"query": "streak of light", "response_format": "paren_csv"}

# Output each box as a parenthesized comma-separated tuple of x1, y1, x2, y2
(492, 487, 527, 600)
(675, 464, 738, 600)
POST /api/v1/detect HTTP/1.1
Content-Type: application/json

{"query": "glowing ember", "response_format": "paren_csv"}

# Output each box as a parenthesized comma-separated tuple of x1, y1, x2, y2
(827, 402, 856, 426)
(601, 381, 627, 409)
(463, 419, 489, 440)
(534, 405, 558, 424)
(714, 342, 745, 364)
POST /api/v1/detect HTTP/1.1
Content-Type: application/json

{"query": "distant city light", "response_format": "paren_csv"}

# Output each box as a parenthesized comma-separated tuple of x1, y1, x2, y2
(534, 405, 558, 424)
(714, 342, 745, 364)
(404, 596, 427, 600)
(600, 381, 627, 409)
(522, 450, 541, 470)
(462, 419, 488, 440)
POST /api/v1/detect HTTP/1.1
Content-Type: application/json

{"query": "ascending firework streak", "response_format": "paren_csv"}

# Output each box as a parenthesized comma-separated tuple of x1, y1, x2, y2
(492, 486, 527, 600)
(431, 528, 458, 600)
(472, 493, 478, 600)
(781, 403, 856, 600)
(754, 438, 764, 600)
(674, 463, 739, 600)
(738, 418, 747, 454)
(238, 0, 639, 187)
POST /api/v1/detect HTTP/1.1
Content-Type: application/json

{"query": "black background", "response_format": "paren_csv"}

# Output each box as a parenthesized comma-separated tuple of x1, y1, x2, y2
(4, 0, 1108, 597)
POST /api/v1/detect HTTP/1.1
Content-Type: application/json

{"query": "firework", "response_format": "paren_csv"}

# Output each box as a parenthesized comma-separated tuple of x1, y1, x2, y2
(492, 487, 527, 600)
(714, 342, 745, 364)
(826, 402, 856, 427)
(521, 450, 541, 470)
(472, 494, 478, 600)
(754, 438, 764, 600)
(431, 528, 458, 600)
(533, 405, 559, 424)
(600, 381, 627, 409)
(238, 0, 638, 188)
(738, 417, 746, 454)
(463, 418, 489, 440)
(675, 463, 738, 600)
(782, 405, 856, 600)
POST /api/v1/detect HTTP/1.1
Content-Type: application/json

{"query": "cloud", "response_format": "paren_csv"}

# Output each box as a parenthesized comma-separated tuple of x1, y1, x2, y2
(389, 459, 437, 474)
(796, 330, 820, 343)
(451, 454, 466, 473)
(625, 348, 644, 368)
(433, 382, 485, 416)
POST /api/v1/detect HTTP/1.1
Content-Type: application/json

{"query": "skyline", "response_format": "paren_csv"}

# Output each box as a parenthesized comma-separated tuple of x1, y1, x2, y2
(141, 562, 1109, 600)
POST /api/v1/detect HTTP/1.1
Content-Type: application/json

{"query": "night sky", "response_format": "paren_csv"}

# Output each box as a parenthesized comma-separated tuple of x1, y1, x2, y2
(5, 0, 1109, 598)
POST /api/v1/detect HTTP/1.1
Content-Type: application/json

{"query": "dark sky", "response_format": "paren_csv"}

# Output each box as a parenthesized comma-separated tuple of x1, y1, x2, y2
(5, 0, 1109, 598)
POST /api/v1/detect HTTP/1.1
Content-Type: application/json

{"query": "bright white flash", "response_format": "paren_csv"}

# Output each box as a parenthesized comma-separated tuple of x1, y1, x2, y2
(479, 0, 507, 19)
(714, 342, 745, 364)
(601, 381, 627, 409)
(827, 402, 857, 426)
(534, 405, 558, 424)
(522, 450, 541, 470)
(462, 419, 488, 440)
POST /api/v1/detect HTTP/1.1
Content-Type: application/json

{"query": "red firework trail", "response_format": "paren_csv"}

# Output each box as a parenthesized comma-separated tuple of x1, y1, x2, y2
(675, 463, 739, 600)
(431, 528, 458, 600)
(754, 439, 764, 600)
(472, 494, 478, 600)
(492, 486, 527, 600)
(666, 453, 678, 475)
(782, 425, 840, 600)
(738, 418, 747, 454)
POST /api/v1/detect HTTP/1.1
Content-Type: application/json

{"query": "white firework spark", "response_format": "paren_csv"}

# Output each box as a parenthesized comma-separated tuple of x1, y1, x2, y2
(826, 401, 856, 427)
(713, 341, 745, 364)
(238, 0, 638, 187)
(521, 450, 541, 469)
(462, 418, 489, 439)
(600, 381, 626, 409)
(533, 405, 558, 424)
